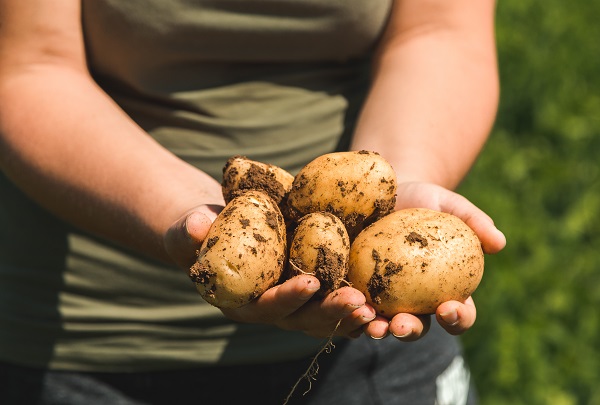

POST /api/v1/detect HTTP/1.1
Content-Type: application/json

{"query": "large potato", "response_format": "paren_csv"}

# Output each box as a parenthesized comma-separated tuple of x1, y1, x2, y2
(286, 151, 397, 238)
(189, 190, 287, 309)
(288, 212, 350, 298)
(347, 208, 484, 315)
(222, 155, 294, 206)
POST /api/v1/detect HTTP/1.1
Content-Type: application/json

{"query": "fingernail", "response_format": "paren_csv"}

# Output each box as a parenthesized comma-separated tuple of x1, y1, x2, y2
(440, 309, 460, 326)
(359, 307, 377, 322)
(300, 285, 320, 300)
(369, 331, 388, 340)
(392, 330, 412, 339)
(183, 215, 195, 241)
(361, 314, 377, 323)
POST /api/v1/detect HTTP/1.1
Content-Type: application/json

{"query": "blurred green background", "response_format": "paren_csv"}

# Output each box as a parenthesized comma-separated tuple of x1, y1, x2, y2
(458, 1, 600, 404)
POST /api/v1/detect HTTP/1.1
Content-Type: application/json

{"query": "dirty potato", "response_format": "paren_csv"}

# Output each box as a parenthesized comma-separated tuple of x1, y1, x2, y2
(347, 208, 484, 316)
(286, 151, 396, 238)
(288, 212, 350, 298)
(189, 190, 287, 309)
(222, 155, 294, 206)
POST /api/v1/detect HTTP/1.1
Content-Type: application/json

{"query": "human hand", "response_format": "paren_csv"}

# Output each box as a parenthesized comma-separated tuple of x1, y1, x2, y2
(163, 204, 224, 269)
(393, 181, 506, 255)
(360, 181, 506, 341)
(163, 182, 505, 342)
(164, 205, 376, 339)
(221, 275, 377, 339)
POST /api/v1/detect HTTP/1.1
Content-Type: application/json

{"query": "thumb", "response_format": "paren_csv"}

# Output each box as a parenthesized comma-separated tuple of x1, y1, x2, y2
(164, 205, 222, 269)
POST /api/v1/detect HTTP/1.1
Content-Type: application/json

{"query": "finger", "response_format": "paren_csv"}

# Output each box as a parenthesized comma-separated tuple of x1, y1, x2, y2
(466, 214, 506, 255)
(186, 208, 220, 241)
(441, 193, 506, 254)
(363, 315, 391, 339)
(164, 210, 215, 269)
(334, 303, 377, 338)
(436, 297, 477, 335)
(278, 286, 368, 337)
(388, 313, 431, 342)
(320, 286, 368, 319)
(312, 303, 377, 340)
(221, 275, 320, 324)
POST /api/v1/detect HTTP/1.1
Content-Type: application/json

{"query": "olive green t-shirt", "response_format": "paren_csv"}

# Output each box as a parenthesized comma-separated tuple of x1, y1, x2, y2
(0, 0, 391, 371)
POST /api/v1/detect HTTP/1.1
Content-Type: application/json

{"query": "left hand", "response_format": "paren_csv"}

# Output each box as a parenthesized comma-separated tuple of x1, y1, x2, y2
(361, 181, 506, 341)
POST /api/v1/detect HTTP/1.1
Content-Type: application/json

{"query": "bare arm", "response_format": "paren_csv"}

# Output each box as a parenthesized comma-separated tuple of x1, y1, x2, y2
(0, 1, 223, 264)
(351, 0, 506, 339)
(221, 1, 506, 342)
(0, 0, 375, 340)
(0, 0, 504, 341)
(353, 0, 505, 255)
(352, 0, 499, 188)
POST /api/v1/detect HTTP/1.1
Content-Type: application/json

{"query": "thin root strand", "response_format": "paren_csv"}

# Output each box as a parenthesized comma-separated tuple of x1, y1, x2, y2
(282, 319, 342, 405)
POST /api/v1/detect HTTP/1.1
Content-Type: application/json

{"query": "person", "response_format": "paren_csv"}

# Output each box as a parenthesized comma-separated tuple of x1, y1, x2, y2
(0, 1, 506, 404)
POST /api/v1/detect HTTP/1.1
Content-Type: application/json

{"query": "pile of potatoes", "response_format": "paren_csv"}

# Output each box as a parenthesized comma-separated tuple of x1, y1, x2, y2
(188, 151, 484, 315)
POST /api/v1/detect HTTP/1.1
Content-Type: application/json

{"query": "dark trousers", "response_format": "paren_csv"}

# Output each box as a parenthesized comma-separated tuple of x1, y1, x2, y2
(0, 323, 477, 405)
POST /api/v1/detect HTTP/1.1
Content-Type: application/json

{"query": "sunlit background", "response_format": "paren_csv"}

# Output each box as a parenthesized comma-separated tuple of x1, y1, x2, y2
(458, 1, 600, 404)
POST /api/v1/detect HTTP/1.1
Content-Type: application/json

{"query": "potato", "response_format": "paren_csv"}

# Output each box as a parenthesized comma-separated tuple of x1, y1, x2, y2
(347, 208, 484, 315)
(222, 155, 294, 206)
(288, 212, 350, 298)
(286, 151, 397, 238)
(189, 190, 287, 309)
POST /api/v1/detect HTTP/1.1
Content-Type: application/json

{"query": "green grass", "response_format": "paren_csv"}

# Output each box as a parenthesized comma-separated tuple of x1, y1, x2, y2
(458, 1, 600, 404)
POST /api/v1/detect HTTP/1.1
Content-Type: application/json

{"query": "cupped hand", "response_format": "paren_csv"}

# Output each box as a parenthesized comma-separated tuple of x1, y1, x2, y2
(394, 181, 506, 254)
(162, 182, 505, 342)
(222, 276, 377, 339)
(164, 206, 377, 339)
(361, 181, 506, 342)
(362, 296, 477, 341)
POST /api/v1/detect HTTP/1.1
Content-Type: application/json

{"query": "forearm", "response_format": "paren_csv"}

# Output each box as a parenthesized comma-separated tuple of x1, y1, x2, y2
(0, 66, 223, 262)
(351, 1, 499, 190)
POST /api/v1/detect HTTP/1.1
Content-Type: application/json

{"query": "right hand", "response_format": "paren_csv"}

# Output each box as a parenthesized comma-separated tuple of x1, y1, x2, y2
(221, 276, 377, 339)
(164, 207, 377, 339)
(163, 204, 223, 269)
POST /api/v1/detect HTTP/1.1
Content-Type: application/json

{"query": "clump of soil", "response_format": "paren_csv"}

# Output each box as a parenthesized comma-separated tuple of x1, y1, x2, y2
(188, 263, 217, 299)
(406, 231, 428, 248)
(311, 246, 347, 299)
(222, 156, 289, 205)
(365, 248, 403, 312)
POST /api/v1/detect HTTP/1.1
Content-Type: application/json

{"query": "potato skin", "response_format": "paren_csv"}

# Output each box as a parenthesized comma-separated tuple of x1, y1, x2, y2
(222, 155, 294, 206)
(288, 212, 350, 298)
(347, 208, 484, 315)
(189, 190, 287, 309)
(286, 151, 397, 239)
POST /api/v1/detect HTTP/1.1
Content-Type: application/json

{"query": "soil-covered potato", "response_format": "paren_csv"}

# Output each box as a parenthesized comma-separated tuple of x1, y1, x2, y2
(222, 155, 294, 206)
(347, 208, 484, 315)
(288, 212, 350, 298)
(286, 150, 397, 238)
(189, 190, 287, 309)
